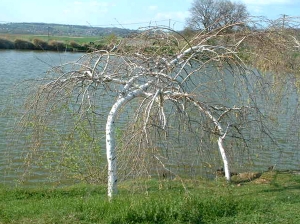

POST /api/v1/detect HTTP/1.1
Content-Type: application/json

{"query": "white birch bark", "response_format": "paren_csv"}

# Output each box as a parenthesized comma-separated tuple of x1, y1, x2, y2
(185, 96, 231, 181)
(218, 135, 230, 180)
(106, 83, 151, 199)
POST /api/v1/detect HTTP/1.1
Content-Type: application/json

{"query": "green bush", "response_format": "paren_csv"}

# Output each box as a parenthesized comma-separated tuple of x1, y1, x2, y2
(14, 39, 35, 50)
(0, 38, 14, 49)
(69, 40, 82, 49)
(69, 40, 87, 51)
(33, 38, 50, 50)
(49, 40, 66, 51)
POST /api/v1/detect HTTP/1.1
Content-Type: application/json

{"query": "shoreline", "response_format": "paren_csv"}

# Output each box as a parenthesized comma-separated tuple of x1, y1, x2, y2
(0, 36, 108, 52)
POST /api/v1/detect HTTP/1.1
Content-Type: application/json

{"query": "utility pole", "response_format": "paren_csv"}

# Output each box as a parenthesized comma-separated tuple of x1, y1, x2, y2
(282, 14, 287, 29)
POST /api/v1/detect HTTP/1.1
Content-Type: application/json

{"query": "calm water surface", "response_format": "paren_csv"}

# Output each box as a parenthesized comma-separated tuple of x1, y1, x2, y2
(0, 50, 84, 185)
(0, 50, 299, 186)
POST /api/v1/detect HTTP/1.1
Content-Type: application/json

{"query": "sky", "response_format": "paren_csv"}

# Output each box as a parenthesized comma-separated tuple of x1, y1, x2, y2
(0, 0, 299, 30)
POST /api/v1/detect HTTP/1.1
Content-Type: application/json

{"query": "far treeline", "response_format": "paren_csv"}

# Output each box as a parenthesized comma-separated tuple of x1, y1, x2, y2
(0, 37, 113, 52)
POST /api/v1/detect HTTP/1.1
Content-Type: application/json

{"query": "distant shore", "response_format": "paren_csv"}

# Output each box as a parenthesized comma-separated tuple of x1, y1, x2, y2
(0, 34, 111, 52)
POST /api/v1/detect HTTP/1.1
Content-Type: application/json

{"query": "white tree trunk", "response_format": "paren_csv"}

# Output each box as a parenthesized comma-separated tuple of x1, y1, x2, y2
(204, 112, 231, 181)
(186, 97, 231, 181)
(106, 99, 123, 199)
(106, 83, 150, 200)
(218, 136, 230, 181)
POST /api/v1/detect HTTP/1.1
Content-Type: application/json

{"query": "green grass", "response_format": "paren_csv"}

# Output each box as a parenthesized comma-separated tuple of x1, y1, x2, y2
(0, 34, 104, 45)
(0, 171, 300, 223)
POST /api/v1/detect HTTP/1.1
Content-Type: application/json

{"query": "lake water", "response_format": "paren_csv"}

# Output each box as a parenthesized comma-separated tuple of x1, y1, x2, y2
(0, 50, 299, 186)
(0, 50, 85, 185)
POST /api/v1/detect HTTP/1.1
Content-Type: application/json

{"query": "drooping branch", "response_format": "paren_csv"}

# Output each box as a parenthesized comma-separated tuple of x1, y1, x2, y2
(17, 21, 297, 198)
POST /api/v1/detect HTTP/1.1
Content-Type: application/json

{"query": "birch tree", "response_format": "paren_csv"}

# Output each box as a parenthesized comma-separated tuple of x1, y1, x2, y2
(19, 20, 299, 200)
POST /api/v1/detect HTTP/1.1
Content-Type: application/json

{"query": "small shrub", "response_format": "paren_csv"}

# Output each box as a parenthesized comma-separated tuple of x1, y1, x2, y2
(69, 41, 87, 51)
(14, 39, 35, 50)
(49, 40, 66, 51)
(69, 41, 81, 49)
(33, 38, 49, 50)
(0, 38, 14, 49)
(181, 27, 196, 39)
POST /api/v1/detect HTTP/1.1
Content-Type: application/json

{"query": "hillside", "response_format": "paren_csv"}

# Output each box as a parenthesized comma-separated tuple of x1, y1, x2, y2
(0, 22, 135, 37)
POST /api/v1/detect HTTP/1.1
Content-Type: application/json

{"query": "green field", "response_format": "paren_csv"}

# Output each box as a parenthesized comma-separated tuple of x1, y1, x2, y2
(1, 171, 299, 223)
(0, 33, 104, 44)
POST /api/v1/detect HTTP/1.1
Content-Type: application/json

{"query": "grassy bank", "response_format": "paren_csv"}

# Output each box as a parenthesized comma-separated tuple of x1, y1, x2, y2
(0, 171, 300, 223)
(0, 34, 109, 52)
